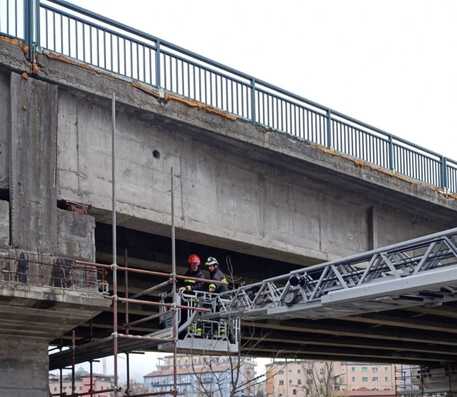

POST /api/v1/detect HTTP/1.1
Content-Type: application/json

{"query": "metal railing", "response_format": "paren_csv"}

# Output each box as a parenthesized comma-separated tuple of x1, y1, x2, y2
(0, 249, 100, 291)
(1, 0, 457, 192)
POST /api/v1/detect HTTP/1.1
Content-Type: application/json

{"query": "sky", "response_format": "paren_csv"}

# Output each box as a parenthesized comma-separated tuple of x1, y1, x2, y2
(70, 0, 457, 159)
(58, 0, 457, 382)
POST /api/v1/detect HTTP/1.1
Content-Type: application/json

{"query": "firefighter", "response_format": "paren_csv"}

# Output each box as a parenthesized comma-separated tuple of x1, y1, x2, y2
(205, 257, 229, 293)
(178, 254, 204, 338)
(179, 254, 205, 293)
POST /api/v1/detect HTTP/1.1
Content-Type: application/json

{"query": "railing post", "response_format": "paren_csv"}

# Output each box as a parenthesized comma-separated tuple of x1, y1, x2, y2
(24, 0, 39, 60)
(326, 109, 332, 148)
(441, 156, 448, 190)
(250, 78, 256, 124)
(155, 39, 161, 89)
(34, 0, 40, 50)
(388, 134, 394, 171)
(24, 0, 32, 58)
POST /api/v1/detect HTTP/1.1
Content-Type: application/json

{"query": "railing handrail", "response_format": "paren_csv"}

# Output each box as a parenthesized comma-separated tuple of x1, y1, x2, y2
(1, 0, 456, 190)
(42, 0, 451, 162)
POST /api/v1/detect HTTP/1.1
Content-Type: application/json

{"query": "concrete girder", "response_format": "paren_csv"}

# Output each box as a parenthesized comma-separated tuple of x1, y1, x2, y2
(344, 313, 457, 334)
(243, 336, 457, 362)
(406, 305, 457, 319)
(243, 349, 436, 365)
(242, 342, 452, 363)
(242, 332, 457, 356)
(243, 320, 457, 347)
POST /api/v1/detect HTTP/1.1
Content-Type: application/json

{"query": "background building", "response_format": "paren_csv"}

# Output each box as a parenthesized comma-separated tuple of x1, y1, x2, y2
(340, 363, 396, 396)
(49, 368, 114, 396)
(265, 361, 396, 397)
(144, 355, 256, 396)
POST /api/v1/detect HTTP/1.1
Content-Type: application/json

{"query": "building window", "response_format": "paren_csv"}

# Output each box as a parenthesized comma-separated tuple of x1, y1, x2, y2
(297, 379, 302, 385)
(293, 389, 297, 395)
(373, 367, 378, 373)
(362, 367, 368, 372)
(362, 377, 368, 382)
(373, 377, 378, 381)
(279, 380, 284, 385)
(385, 377, 389, 382)
(352, 377, 356, 382)
(352, 367, 356, 372)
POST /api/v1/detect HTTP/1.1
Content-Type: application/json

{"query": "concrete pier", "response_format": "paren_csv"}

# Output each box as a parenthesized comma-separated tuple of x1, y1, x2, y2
(0, 336, 49, 396)
(0, 55, 108, 395)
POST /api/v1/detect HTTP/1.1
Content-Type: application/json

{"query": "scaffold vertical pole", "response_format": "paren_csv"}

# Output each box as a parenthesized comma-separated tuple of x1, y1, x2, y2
(171, 167, 178, 397)
(125, 249, 129, 336)
(89, 360, 93, 397)
(420, 369, 424, 397)
(72, 330, 76, 396)
(59, 347, 63, 397)
(126, 352, 130, 396)
(112, 92, 119, 397)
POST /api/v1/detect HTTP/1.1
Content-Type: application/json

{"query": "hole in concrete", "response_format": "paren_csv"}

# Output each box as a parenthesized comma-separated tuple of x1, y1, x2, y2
(0, 189, 9, 201)
(153, 150, 161, 159)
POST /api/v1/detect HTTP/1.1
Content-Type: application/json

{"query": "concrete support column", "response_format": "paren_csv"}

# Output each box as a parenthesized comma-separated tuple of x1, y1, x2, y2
(0, 336, 49, 397)
(10, 72, 58, 252)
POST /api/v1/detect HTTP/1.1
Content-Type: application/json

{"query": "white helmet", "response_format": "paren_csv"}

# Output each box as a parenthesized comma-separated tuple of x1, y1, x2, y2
(205, 257, 219, 267)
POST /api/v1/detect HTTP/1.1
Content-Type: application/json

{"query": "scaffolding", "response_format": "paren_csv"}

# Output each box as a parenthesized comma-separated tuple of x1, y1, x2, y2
(47, 93, 239, 397)
(394, 365, 457, 397)
(42, 93, 457, 396)
(395, 365, 424, 397)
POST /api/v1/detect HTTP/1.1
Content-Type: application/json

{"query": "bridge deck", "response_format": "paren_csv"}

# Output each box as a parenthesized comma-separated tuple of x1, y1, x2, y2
(2, 0, 457, 193)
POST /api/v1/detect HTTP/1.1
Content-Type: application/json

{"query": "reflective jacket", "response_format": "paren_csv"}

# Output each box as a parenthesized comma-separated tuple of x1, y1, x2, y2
(209, 268, 229, 293)
(182, 268, 205, 292)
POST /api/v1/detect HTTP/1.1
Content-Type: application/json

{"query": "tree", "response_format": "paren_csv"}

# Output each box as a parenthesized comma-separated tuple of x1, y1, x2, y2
(185, 326, 259, 397)
(290, 360, 341, 397)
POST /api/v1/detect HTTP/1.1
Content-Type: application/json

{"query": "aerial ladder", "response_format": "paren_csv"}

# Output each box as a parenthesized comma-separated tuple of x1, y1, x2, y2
(152, 226, 457, 354)
(47, 225, 457, 379)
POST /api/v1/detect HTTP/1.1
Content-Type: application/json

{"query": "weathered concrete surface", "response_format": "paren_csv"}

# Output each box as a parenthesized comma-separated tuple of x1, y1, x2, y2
(0, 71, 9, 189)
(0, 200, 9, 247)
(0, 38, 456, 265)
(0, 283, 109, 339)
(6, 70, 96, 260)
(0, 279, 109, 396)
(0, 336, 48, 397)
(57, 89, 453, 263)
(10, 72, 58, 252)
(57, 209, 96, 260)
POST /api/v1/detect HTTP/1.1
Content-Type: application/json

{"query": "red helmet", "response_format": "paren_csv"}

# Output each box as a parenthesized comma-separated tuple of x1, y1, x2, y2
(187, 254, 201, 267)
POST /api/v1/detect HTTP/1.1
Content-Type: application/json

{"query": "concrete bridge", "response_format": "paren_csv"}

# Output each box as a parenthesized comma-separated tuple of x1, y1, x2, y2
(1, 1, 457, 395)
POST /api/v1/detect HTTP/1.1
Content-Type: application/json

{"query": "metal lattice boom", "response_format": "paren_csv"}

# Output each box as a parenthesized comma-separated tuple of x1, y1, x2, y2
(208, 227, 457, 320)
